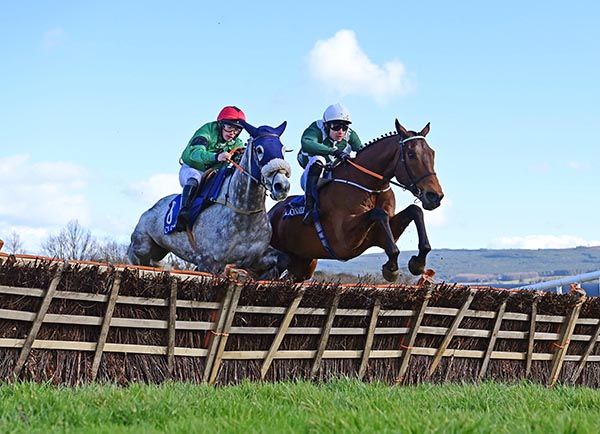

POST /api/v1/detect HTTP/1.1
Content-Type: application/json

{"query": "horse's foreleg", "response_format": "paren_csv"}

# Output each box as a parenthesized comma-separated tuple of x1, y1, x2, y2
(128, 229, 169, 267)
(286, 254, 318, 282)
(390, 204, 431, 276)
(251, 247, 287, 280)
(367, 208, 400, 282)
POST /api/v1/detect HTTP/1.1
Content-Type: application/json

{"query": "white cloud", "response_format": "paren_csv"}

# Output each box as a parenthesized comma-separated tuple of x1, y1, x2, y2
(308, 29, 411, 102)
(567, 160, 591, 171)
(124, 173, 180, 207)
(529, 162, 551, 173)
(489, 235, 600, 249)
(42, 27, 66, 50)
(0, 154, 91, 227)
(0, 223, 49, 254)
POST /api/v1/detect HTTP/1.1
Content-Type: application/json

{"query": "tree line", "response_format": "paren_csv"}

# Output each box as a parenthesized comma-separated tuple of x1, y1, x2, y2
(1, 220, 193, 270)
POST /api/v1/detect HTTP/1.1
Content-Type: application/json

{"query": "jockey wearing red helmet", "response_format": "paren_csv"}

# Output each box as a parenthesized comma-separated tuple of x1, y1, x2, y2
(175, 106, 247, 231)
(217, 105, 246, 128)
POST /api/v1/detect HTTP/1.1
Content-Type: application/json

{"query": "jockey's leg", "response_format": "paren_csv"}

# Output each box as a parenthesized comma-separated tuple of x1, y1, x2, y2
(302, 159, 324, 225)
(367, 208, 400, 282)
(175, 178, 199, 231)
(389, 204, 431, 275)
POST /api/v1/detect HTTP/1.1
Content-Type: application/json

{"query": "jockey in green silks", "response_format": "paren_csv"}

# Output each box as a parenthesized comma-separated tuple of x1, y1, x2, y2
(297, 103, 363, 224)
(176, 105, 246, 231)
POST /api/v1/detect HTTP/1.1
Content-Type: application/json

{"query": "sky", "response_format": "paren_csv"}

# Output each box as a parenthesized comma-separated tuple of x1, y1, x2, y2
(1, 0, 599, 255)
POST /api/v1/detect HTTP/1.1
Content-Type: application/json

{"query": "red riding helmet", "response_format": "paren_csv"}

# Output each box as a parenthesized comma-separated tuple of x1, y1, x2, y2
(217, 106, 246, 128)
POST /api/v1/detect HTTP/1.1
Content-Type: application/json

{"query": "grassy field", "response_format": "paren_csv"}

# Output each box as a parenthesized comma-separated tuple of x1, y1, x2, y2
(1, 380, 600, 433)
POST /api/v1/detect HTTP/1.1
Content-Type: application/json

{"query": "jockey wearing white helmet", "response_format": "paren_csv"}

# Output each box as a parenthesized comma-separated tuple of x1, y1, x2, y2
(297, 103, 363, 224)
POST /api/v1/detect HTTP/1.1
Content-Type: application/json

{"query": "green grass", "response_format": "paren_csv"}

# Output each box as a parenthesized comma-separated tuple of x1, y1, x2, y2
(1, 380, 600, 433)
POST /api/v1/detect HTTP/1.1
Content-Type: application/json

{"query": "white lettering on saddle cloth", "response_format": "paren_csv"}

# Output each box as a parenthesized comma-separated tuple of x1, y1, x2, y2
(283, 204, 305, 219)
(163, 195, 182, 234)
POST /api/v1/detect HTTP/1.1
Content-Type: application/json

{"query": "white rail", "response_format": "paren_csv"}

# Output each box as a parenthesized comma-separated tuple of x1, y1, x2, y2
(516, 270, 600, 294)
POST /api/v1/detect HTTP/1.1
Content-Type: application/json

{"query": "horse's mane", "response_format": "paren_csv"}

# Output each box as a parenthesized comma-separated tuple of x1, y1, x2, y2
(357, 131, 398, 154)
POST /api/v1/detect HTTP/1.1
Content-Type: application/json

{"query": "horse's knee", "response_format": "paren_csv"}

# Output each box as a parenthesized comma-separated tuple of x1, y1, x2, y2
(407, 204, 423, 218)
(368, 207, 389, 222)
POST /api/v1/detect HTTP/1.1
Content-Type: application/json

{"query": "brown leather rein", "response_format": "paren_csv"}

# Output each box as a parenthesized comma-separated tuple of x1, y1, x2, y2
(345, 135, 436, 196)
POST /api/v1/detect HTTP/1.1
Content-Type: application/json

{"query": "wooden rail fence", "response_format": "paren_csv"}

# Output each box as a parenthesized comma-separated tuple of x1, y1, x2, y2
(1, 253, 599, 387)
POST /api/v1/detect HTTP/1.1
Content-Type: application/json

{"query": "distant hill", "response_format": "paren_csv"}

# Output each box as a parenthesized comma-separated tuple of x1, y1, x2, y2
(316, 246, 600, 284)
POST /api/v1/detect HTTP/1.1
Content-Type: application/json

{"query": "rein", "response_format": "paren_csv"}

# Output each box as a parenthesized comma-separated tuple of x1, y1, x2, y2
(225, 145, 264, 187)
(343, 135, 436, 196)
(225, 133, 283, 188)
(220, 133, 284, 214)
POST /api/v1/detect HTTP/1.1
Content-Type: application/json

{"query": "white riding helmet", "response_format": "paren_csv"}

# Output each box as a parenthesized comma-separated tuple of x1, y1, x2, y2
(323, 103, 352, 124)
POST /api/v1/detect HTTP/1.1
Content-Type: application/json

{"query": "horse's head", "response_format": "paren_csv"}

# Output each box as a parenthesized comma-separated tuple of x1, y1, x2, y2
(240, 120, 291, 201)
(393, 120, 444, 210)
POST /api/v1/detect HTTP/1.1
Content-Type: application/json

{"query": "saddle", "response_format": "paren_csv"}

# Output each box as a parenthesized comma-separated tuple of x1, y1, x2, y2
(164, 166, 234, 234)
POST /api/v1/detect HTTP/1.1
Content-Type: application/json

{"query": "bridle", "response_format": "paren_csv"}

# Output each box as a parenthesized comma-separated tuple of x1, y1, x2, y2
(391, 135, 437, 197)
(227, 134, 281, 189)
(342, 134, 436, 198)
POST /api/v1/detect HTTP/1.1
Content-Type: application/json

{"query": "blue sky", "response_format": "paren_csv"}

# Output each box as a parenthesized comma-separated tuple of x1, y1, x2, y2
(1, 1, 599, 254)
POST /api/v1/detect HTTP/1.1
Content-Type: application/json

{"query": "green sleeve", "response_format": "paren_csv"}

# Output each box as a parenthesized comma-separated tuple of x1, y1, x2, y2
(348, 130, 363, 152)
(300, 122, 335, 156)
(180, 123, 220, 170)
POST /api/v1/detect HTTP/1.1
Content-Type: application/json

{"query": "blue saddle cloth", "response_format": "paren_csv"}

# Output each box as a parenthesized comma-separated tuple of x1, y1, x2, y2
(282, 195, 306, 219)
(282, 182, 344, 261)
(164, 167, 233, 234)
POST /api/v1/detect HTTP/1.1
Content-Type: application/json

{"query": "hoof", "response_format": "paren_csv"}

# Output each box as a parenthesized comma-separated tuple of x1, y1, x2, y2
(408, 255, 425, 276)
(382, 265, 400, 282)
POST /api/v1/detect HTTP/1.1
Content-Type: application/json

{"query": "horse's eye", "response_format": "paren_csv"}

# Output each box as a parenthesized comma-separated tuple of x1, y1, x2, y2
(407, 152, 417, 160)
(255, 145, 265, 161)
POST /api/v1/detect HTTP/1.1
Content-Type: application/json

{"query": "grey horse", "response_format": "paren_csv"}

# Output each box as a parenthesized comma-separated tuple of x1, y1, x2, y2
(127, 121, 291, 276)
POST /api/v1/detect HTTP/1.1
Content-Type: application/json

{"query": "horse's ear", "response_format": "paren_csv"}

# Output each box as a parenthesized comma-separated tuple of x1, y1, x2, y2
(274, 121, 287, 137)
(419, 122, 431, 137)
(240, 120, 258, 138)
(395, 119, 409, 138)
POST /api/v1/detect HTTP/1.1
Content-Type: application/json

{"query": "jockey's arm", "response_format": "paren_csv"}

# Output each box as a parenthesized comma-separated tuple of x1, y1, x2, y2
(181, 136, 219, 171)
(301, 126, 336, 156)
(349, 130, 363, 152)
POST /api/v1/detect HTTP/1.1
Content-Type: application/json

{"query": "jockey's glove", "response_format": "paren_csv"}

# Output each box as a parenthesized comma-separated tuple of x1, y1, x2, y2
(332, 149, 350, 161)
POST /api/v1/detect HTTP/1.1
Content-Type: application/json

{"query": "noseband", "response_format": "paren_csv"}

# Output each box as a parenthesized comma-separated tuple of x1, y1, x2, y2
(392, 135, 437, 197)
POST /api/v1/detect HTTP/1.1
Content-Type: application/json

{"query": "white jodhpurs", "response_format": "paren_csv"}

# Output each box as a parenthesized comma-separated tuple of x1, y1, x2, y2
(178, 163, 204, 187)
(300, 155, 327, 191)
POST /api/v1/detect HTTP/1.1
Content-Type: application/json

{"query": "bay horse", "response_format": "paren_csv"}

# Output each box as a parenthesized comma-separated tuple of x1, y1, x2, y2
(128, 121, 292, 276)
(268, 119, 444, 282)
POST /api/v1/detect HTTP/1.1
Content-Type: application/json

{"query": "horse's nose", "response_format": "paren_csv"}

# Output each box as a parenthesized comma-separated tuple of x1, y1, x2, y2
(425, 191, 443, 205)
(274, 180, 289, 193)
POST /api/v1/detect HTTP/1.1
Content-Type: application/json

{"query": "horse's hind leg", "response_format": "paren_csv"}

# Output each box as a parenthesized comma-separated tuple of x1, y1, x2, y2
(127, 229, 169, 266)
(368, 208, 400, 282)
(390, 204, 431, 276)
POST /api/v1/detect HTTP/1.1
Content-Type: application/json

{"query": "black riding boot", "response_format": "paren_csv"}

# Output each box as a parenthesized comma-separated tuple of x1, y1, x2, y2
(175, 178, 199, 231)
(302, 162, 324, 225)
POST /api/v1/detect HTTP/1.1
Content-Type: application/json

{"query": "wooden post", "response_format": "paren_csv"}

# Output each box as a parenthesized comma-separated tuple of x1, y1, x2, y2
(13, 263, 65, 378)
(571, 318, 600, 384)
(358, 296, 381, 379)
(90, 270, 121, 381)
(167, 278, 178, 377)
(428, 290, 475, 377)
(207, 275, 245, 385)
(396, 288, 433, 384)
(310, 290, 340, 379)
(478, 299, 507, 381)
(548, 293, 585, 387)
(202, 279, 238, 383)
(525, 296, 538, 377)
(260, 286, 306, 379)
